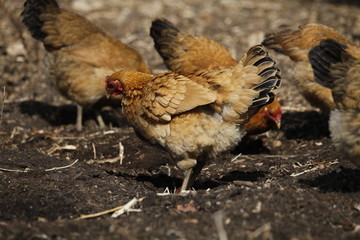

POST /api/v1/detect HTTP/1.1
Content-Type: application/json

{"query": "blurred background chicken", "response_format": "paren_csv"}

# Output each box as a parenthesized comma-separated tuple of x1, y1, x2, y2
(21, 0, 151, 131)
(105, 45, 281, 192)
(309, 39, 360, 167)
(262, 23, 360, 115)
(150, 18, 281, 136)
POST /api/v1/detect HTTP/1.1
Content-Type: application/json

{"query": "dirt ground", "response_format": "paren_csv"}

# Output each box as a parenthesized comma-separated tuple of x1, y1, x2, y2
(1, 0, 360, 239)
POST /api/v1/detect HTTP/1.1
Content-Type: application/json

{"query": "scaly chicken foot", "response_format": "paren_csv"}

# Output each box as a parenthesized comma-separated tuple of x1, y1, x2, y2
(177, 159, 197, 193)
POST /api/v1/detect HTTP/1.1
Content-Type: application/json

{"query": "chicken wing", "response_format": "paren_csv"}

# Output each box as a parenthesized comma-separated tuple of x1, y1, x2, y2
(150, 18, 281, 135)
(262, 24, 358, 114)
(309, 39, 360, 166)
(22, 0, 151, 131)
(106, 45, 281, 192)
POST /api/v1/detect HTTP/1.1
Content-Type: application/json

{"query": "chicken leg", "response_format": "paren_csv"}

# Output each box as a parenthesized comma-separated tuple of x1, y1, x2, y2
(177, 158, 208, 192)
(76, 104, 83, 131)
(177, 159, 197, 192)
(94, 109, 106, 129)
(76, 105, 106, 131)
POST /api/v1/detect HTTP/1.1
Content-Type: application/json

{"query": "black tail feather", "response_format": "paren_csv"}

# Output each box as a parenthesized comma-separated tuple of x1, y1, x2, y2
(150, 18, 181, 62)
(150, 18, 179, 43)
(309, 39, 352, 88)
(21, 0, 60, 41)
(261, 33, 286, 54)
(244, 45, 281, 109)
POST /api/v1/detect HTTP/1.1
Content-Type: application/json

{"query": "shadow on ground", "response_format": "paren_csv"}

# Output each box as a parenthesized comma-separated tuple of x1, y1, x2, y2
(281, 111, 330, 140)
(299, 168, 360, 193)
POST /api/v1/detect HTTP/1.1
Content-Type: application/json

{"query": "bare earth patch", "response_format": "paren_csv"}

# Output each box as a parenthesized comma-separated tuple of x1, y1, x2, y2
(0, 0, 360, 239)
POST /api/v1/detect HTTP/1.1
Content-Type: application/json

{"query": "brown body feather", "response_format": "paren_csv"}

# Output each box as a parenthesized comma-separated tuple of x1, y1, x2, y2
(309, 39, 360, 167)
(150, 18, 281, 135)
(22, 0, 151, 130)
(263, 23, 360, 115)
(106, 45, 281, 191)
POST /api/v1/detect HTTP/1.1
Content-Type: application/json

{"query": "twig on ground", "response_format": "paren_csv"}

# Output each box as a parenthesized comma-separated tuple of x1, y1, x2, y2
(290, 160, 339, 177)
(87, 129, 132, 138)
(261, 154, 310, 159)
(10, 127, 16, 139)
(87, 157, 119, 164)
(75, 205, 127, 220)
(0, 159, 78, 173)
(290, 166, 322, 177)
(213, 210, 228, 240)
(92, 143, 97, 160)
(231, 153, 242, 162)
(47, 144, 77, 155)
(87, 141, 124, 164)
(157, 187, 197, 196)
(75, 197, 144, 220)
(111, 197, 142, 218)
(47, 130, 128, 141)
(157, 187, 172, 196)
(4, 97, 31, 104)
(233, 154, 310, 162)
(45, 159, 79, 172)
(119, 142, 124, 165)
(50, 136, 85, 140)
(0, 167, 29, 173)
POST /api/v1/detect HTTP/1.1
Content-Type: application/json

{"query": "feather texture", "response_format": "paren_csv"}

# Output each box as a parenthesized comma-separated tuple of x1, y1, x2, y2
(150, 18, 282, 135)
(309, 39, 360, 167)
(106, 44, 281, 190)
(22, 0, 151, 130)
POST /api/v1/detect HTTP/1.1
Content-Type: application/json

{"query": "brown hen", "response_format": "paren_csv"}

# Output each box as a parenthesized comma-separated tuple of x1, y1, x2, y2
(263, 23, 360, 114)
(309, 39, 360, 167)
(106, 45, 281, 192)
(22, 0, 151, 131)
(150, 18, 281, 135)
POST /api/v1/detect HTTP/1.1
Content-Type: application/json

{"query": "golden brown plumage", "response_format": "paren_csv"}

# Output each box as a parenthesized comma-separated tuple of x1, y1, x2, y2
(150, 18, 237, 73)
(150, 18, 282, 135)
(309, 39, 360, 167)
(106, 45, 281, 192)
(22, 0, 151, 131)
(262, 23, 360, 114)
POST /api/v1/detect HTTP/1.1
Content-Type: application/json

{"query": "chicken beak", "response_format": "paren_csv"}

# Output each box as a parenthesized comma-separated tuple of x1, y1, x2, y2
(275, 120, 281, 129)
(105, 91, 112, 99)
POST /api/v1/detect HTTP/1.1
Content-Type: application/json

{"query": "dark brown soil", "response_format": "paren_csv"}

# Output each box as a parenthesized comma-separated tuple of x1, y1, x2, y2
(1, 0, 360, 239)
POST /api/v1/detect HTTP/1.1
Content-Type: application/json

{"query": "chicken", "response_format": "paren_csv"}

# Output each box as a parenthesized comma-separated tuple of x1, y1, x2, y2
(150, 18, 281, 135)
(309, 39, 360, 167)
(262, 23, 360, 114)
(105, 45, 281, 192)
(21, 0, 151, 131)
